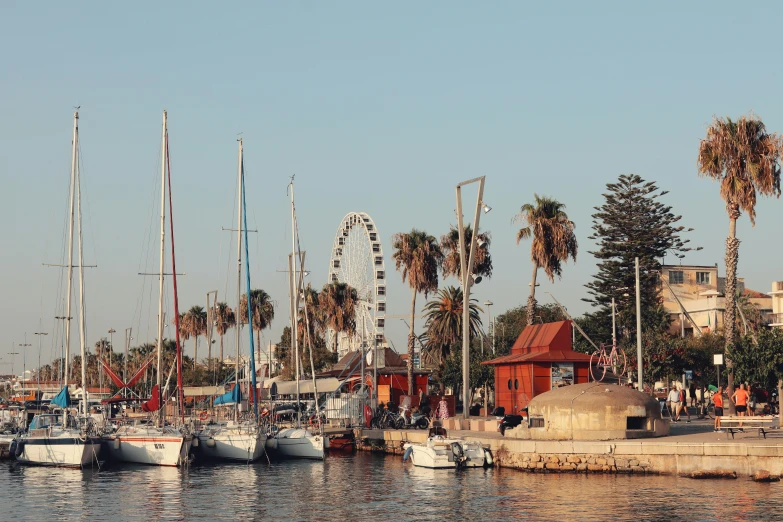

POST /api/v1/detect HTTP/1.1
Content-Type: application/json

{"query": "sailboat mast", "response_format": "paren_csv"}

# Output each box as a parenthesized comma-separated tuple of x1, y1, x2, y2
(64, 112, 78, 390)
(289, 182, 301, 425)
(241, 143, 259, 419)
(235, 138, 243, 421)
(75, 115, 88, 418)
(156, 110, 167, 427)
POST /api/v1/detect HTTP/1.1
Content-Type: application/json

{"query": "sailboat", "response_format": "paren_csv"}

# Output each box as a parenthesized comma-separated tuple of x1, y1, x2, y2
(104, 110, 191, 467)
(16, 111, 102, 468)
(266, 179, 326, 460)
(197, 138, 266, 462)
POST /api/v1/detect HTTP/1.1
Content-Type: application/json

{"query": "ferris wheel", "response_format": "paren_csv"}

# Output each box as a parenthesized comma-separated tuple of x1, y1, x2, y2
(327, 212, 386, 358)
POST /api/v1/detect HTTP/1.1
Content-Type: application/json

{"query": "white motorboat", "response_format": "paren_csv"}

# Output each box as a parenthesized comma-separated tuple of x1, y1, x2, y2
(267, 428, 326, 459)
(16, 414, 101, 468)
(403, 436, 492, 469)
(197, 422, 267, 462)
(105, 424, 190, 467)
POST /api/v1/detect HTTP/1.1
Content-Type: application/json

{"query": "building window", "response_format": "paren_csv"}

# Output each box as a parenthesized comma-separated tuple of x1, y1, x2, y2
(669, 271, 684, 285)
(514, 379, 519, 390)
(507, 379, 512, 390)
(696, 271, 711, 285)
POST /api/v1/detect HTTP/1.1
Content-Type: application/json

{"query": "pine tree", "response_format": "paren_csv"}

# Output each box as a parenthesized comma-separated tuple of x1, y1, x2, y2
(584, 174, 694, 346)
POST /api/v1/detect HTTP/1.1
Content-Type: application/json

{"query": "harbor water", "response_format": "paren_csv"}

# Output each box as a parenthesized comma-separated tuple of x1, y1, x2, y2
(1, 452, 782, 521)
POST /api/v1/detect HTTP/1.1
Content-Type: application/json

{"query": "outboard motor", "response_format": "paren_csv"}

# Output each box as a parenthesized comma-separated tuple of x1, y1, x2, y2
(450, 442, 467, 469)
(14, 439, 25, 458)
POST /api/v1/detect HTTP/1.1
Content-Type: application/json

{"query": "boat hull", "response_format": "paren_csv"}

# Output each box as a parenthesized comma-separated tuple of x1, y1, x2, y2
(105, 431, 190, 467)
(267, 428, 324, 460)
(17, 435, 101, 468)
(405, 438, 488, 469)
(198, 430, 267, 462)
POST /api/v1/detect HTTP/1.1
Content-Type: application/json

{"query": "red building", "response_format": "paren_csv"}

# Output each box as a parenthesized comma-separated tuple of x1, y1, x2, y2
(483, 320, 592, 414)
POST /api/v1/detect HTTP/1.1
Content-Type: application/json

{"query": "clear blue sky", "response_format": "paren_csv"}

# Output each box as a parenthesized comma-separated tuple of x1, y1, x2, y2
(2, 2, 782, 372)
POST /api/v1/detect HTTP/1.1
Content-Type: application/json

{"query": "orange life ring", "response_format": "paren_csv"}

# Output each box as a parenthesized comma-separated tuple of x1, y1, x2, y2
(199, 411, 209, 421)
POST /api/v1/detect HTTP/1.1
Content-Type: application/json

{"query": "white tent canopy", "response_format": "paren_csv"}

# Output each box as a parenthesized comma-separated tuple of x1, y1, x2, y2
(272, 378, 340, 396)
(183, 386, 225, 397)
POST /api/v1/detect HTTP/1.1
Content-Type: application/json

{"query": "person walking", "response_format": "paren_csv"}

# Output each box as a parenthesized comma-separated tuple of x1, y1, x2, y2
(678, 386, 691, 422)
(667, 386, 681, 422)
(689, 382, 697, 407)
(713, 386, 724, 432)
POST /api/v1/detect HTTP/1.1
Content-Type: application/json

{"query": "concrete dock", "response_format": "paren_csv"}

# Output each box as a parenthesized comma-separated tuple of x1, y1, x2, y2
(358, 419, 783, 478)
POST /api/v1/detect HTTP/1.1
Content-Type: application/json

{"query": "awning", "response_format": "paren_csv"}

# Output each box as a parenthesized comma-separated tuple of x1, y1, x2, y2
(183, 386, 225, 397)
(271, 378, 340, 396)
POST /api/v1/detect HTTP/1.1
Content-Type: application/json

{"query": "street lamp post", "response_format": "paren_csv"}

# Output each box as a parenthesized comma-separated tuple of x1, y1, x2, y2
(206, 290, 218, 373)
(483, 301, 493, 355)
(635, 257, 643, 392)
(124, 328, 133, 398)
(456, 175, 488, 420)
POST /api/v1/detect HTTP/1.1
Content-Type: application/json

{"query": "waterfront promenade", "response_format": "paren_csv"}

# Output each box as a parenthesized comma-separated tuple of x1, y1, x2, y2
(359, 418, 783, 478)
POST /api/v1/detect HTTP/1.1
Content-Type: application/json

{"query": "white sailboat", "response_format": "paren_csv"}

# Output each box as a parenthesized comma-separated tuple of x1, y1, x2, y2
(196, 138, 266, 462)
(17, 111, 102, 468)
(266, 179, 326, 460)
(104, 110, 190, 467)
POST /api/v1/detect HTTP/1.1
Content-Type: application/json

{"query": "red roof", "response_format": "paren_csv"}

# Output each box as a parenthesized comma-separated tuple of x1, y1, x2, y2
(483, 320, 590, 366)
(743, 288, 768, 299)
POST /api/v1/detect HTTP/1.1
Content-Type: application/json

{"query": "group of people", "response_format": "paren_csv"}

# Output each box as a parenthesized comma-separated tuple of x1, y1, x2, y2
(666, 382, 753, 432)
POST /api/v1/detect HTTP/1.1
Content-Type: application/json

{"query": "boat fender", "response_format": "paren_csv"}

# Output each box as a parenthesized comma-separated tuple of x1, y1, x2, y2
(14, 440, 25, 458)
(484, 448, 494, 467)
(113, 438, 121, 450)
(191, 437, 199, 447)
(403, 446, 413, 462)
(206, 437, 216, 448)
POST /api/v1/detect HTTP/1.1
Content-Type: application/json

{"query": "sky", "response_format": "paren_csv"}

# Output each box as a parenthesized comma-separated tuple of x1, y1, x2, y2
(2, 2, 782, 374)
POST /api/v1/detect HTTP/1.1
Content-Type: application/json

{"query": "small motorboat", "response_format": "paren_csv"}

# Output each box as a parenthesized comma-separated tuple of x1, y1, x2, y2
(403, 431, 492, 469)
(327, 432, 356, 452)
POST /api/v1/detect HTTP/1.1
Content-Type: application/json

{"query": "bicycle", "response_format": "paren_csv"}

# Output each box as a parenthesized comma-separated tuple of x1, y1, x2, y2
(697, 397, 715, 420)
(589, 343, 627, 382)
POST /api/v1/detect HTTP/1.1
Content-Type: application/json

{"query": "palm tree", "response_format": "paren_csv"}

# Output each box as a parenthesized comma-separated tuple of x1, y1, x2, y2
(422, 286, 483, 384)
(514, 194, 578, 326)
(240, 289, 275, 358)
(440, 224, 493, 282)
(697, 114, 782, 397)
(184, 306, 208, 369)
(213, 302, 236, 364)
(392, 229, 444, 395)
(318, 282, 358, 354)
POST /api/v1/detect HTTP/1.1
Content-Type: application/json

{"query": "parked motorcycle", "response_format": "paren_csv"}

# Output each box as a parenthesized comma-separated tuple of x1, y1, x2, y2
(399, 404, 430, 430)
(497, 414, 525, 435)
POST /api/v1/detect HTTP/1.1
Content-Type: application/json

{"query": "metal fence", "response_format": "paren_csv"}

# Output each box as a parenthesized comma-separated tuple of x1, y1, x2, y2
(323, 395, 367, 427)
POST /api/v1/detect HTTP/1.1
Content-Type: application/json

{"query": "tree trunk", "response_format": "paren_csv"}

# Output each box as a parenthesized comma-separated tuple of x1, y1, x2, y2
(526, 263, 539, 327)
(219, 333, 224, 363)
(724, 211, 740, 415)
(408, 288, 417, 396)
(194, 335, 198, 370)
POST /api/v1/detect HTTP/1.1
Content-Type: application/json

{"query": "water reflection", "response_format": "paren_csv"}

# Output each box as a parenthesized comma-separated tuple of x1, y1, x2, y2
(2, 454, 783, 521)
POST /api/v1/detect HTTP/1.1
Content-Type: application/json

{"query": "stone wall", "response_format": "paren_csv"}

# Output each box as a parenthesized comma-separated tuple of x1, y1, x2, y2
(494, 449, 654, 474)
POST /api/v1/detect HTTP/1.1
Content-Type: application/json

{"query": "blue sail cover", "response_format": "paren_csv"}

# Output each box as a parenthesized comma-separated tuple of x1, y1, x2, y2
(213, 385, 240, 406)
(50, 385, 72, 408)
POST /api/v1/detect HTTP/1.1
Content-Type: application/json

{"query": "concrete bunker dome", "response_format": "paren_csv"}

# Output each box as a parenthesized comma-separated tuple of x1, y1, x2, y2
(523, 382, 669, 440)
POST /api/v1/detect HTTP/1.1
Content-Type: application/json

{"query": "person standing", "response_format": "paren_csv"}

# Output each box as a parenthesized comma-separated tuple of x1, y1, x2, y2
(713, 386, 724, 432)
(678, 386, 691, 422)
(731, 383, 750, 430)
(667, 386, 681, 422)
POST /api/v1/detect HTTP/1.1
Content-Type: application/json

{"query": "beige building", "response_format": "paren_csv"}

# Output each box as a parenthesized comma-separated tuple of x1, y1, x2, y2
(659, 264, 777, 336)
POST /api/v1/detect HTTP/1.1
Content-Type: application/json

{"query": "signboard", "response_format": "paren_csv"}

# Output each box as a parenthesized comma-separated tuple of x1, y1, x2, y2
(685, 370, 693, 380)
(713, 354, 724, 366)
(551, 363, 574, 388)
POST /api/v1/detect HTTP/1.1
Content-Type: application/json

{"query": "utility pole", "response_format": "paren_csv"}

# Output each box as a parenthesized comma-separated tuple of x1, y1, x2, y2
(611, 297, 616, 348)
(635, 257, 643, 392)
(108, 328, 116, 373)
(483, 301, 493, 355)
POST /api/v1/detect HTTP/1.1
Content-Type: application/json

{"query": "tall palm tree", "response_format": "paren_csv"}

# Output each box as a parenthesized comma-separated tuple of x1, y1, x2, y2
(392, 229, 444, 395)
(514, 194, 578, 326)
(318, 282, 358, 354)
(440, 224, 492, 282)
(240, 289, 275, 359)
(697, 113, 782, 397)
(184, 306, 208, 369)
(213, 302, 236, 364)
(422, 286, 483, 372)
